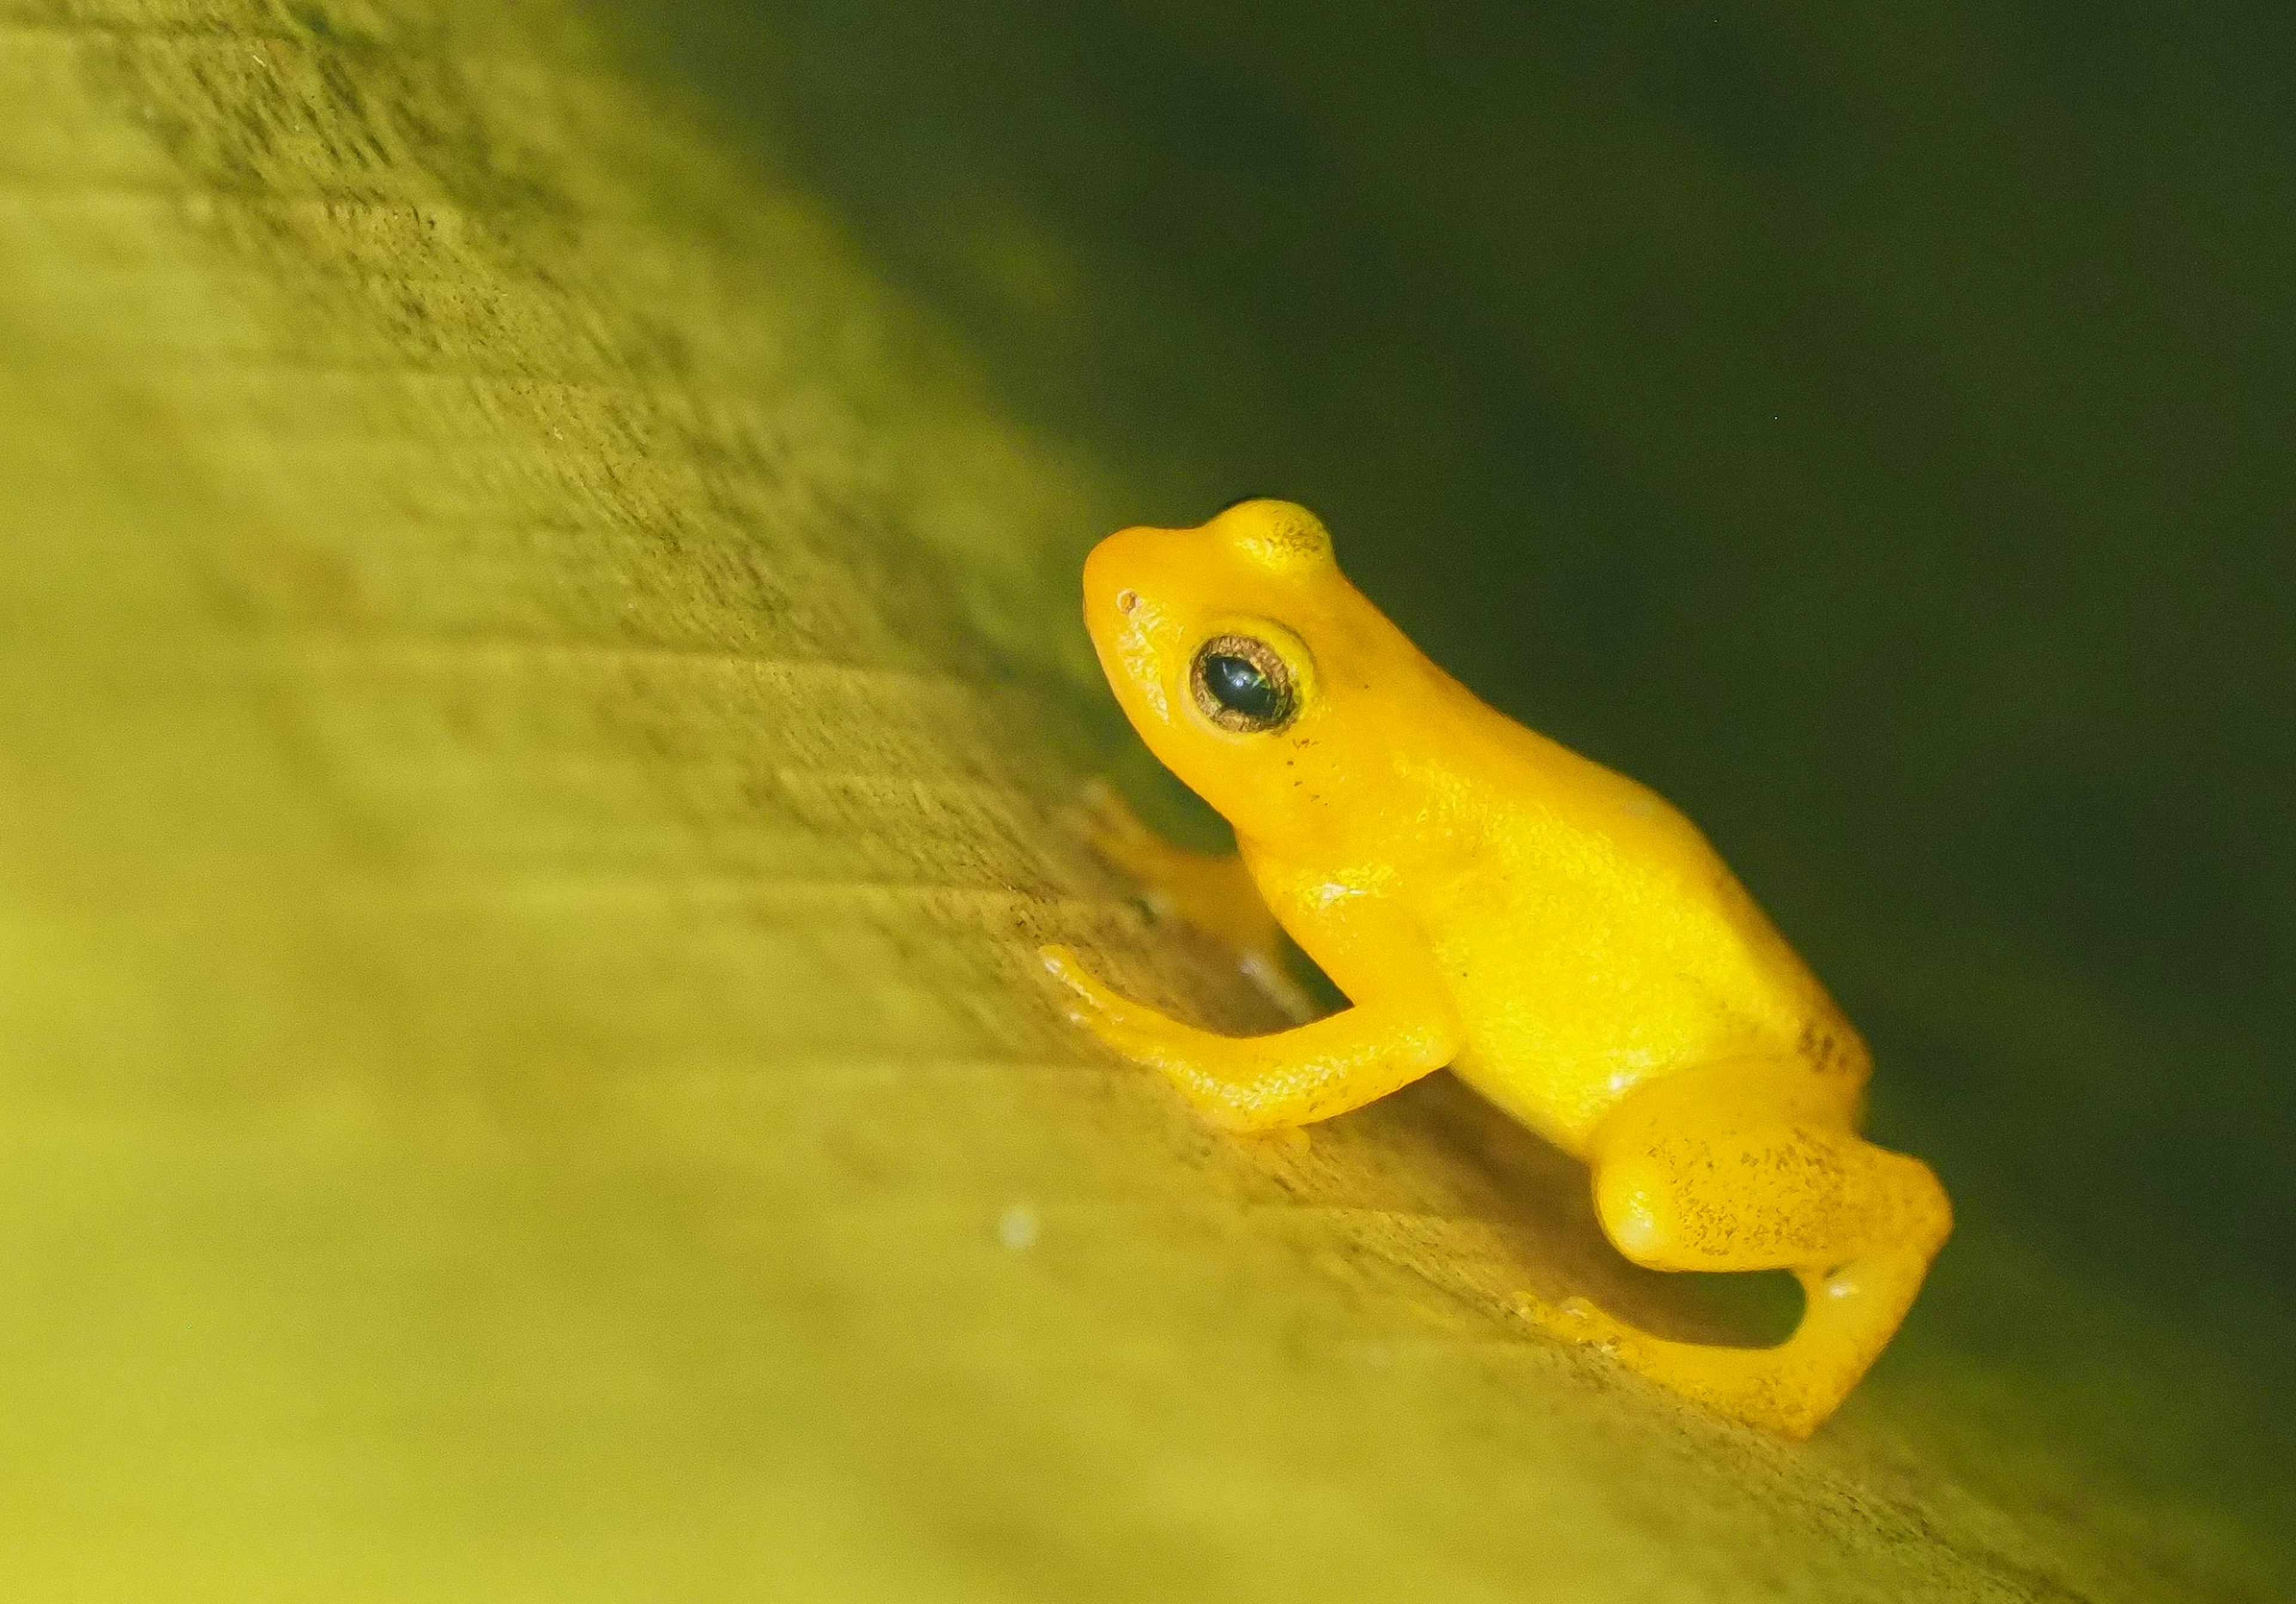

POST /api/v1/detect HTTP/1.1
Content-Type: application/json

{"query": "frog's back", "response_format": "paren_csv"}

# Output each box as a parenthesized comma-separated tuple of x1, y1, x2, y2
(1400, 712, 1867, 1153)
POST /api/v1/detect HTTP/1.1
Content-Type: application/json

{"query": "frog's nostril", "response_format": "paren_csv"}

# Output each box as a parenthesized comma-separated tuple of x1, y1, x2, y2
(1116, 588, 1139, 615)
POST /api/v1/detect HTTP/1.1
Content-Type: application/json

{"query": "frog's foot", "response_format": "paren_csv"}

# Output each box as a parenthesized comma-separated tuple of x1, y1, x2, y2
(1065, 781, 1313, 1023)
(1519, 1266, 1952, 1440)
(1039, 943, 1261, 1125)
(1513, 1291, 1635, 1358)
(1516, 1287, 1812, 1432)
(1038, 942, 1458, 1133)
(1039, 943, 1171, 1058)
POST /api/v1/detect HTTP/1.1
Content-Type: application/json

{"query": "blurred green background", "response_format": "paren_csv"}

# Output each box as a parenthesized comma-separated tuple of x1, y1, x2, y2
(625, 0, 2296, 1549)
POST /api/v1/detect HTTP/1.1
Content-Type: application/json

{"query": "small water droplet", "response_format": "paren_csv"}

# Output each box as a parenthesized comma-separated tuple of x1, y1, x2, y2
(997, 1203, 1040, 1252)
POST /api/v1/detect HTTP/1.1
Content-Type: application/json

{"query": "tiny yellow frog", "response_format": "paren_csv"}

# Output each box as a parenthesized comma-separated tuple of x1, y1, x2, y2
(1042, 499, 1950, 1438)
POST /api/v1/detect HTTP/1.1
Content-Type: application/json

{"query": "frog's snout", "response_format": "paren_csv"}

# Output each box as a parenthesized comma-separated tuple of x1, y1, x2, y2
(1080, 524, 1158, 637)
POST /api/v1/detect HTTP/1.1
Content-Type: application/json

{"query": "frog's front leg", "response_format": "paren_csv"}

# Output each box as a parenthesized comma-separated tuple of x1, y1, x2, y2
(1070, 780, 1313, 1021)
(1040, 879, 1460, 1132)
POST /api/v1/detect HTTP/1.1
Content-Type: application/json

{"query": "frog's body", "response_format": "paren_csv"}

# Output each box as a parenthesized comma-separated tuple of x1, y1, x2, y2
(1043, 500, 1950, 1438)
(1268, 686, 1867, 1156)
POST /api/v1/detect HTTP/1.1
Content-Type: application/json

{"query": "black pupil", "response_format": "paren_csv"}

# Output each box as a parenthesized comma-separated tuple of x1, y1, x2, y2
(1204, 653, 1282, 721)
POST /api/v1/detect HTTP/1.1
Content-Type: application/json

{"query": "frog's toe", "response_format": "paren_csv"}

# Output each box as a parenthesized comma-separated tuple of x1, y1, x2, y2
(1515, 1291, 1629, 1355)
(1039, 946, 1171, 1056)
(1039, 945, 1115, 1008)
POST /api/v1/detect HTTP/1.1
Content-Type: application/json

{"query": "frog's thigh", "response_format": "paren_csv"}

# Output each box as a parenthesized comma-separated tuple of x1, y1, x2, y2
(1589, 1063, 1946, 1275)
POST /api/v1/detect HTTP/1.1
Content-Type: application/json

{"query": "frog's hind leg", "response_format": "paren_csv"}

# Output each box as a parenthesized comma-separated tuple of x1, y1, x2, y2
(1518, 1059, 1952, 1438)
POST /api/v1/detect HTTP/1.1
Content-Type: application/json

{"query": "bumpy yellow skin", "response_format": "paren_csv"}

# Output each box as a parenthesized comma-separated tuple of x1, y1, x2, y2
(1043, 500, 1952, 1438)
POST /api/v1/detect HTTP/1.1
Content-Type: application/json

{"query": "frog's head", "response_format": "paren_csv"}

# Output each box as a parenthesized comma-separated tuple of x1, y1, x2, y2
(1081, 499, 1424, 846)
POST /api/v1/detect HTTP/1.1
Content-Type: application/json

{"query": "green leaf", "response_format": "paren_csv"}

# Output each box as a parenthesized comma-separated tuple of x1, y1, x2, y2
(0, 4, 2283, 1600)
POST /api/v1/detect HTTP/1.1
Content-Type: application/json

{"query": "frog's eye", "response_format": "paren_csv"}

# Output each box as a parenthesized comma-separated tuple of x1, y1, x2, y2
(1190, 634, 1298, 734)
